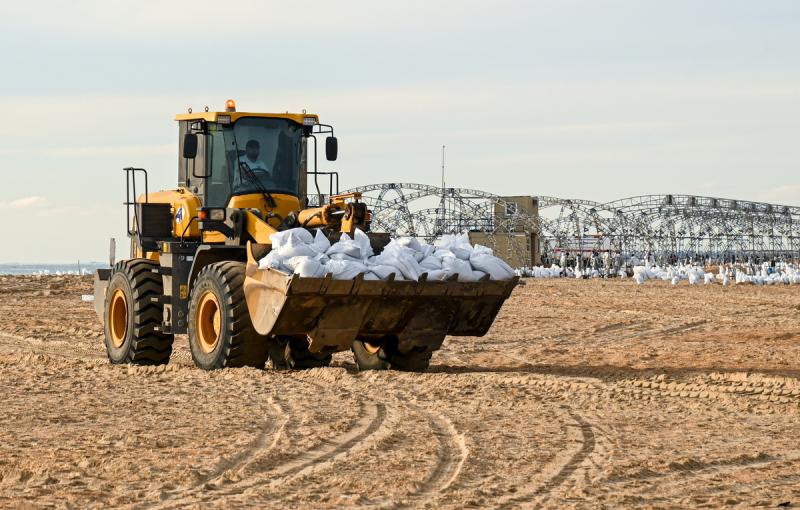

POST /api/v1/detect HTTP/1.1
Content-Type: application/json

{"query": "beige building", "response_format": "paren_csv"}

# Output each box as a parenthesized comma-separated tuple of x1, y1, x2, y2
(468, 196, 540, 268)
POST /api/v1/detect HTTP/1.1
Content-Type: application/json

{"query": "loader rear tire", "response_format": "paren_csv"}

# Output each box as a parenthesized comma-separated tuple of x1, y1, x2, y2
(352, 340, 390, 371)
(188, 261, 268, 370)
(352, 339, 432, 372)
(269, 336, 332, 370)
(388, 346, 432, 372)
(104, 259, 174, 365)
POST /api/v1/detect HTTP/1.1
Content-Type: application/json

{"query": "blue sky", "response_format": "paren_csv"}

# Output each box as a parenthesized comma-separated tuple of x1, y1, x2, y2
(1, 1, 798, 262)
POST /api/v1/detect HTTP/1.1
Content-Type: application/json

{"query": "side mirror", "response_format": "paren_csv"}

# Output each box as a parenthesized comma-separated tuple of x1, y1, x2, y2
(325, 136, 338, 161)
(183, 133, 198, 159)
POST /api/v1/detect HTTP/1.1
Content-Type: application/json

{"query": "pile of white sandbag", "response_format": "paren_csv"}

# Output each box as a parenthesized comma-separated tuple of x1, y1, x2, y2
(630, 261, 800, 286)
(259, 229, 516, 282)
(517, 265, 564, 278)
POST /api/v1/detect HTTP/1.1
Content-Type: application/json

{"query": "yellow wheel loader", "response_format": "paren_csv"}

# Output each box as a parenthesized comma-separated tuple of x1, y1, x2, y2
(93, 100, 518, 371)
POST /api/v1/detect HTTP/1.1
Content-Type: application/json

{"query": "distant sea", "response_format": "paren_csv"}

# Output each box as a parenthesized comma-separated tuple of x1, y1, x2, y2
(0, 263, 108, 276)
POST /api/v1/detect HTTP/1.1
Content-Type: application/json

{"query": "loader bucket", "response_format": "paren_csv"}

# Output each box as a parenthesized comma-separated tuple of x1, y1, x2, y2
(243, 246, 518, 354)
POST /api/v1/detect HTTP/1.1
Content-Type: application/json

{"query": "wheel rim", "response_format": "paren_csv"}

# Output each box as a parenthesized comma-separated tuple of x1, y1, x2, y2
(109, 289, 128, 348)
(197, 291, 221, 353)
(363, 341, 381, 355)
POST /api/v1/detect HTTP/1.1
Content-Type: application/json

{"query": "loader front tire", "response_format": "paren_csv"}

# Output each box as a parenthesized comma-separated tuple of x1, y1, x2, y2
(188, 261, 268, 370)
(104, 259, 174, 365)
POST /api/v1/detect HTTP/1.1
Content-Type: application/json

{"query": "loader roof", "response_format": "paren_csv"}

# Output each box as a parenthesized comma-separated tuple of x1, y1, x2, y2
(174, 111, 319, 125)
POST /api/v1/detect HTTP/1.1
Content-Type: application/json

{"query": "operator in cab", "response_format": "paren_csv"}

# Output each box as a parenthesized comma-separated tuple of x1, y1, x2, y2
(237, 139, 275, 189)
(239, 139, 269, 172)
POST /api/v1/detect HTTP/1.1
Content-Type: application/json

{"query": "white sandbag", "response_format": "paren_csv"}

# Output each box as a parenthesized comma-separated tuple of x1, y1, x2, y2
(259, 250, 288, 271)
(327, 232, 362, 259)
(419, 255, 442, 270)
(441, 255, 479, 282)
(418, 242, 435, 258)
(313, 252, 330, 265)
(324, 259, 369, 280)
(394, 236, 423, 253)
(423, 269, 448, 281)
(371, 245, 423, 281)
(270, 228, 314, 250)
(471, 244, 494, 257)
(368, 264, 403, 280)
(353, 228, 374, 259)
(452, 246, 472, 261)
(434, 234, 457, 250)
(469, 252, 515, 280)
(436, 233, 473, 260)
(328, 252, 363, 262)
(292, 257, 327, 278)
(276, 241, 319, 259)
(313, 229, 331, 253)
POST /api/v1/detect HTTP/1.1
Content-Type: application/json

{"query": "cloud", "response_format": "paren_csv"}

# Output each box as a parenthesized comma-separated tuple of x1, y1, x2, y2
(43, 144, 174, 158)
(35, 204, 113, 217)
(0, 196, 48, 209)
(755, 185, 800, 206)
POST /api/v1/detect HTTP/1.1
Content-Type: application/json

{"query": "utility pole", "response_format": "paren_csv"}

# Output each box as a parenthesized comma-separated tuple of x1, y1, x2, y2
(437, 145, 446, 236)
(441, 144, 446, 191)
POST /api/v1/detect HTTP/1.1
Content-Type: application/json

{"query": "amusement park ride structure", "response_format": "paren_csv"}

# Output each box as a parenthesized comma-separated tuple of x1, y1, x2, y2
(321, 183, 800, 267)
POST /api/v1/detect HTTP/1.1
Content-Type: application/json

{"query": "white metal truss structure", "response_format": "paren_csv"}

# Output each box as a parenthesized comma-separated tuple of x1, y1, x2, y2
(317, 184, 800, 264)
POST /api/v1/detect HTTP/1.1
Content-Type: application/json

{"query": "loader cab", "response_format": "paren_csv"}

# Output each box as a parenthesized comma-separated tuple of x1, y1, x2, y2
(176, 106, 338, 211)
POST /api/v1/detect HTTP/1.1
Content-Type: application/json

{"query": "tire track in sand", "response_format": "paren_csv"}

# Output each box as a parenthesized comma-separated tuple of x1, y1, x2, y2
(157, 375, 391, 507)
(390, 407, 468, 509)
(202, 400, 389, 503)
(137, 397, 287, 510)
(496, 411, 596, 510)
(611, 452, 800, 501)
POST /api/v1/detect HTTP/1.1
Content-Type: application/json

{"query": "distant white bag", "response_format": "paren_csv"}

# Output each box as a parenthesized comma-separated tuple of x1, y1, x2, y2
(469, 253, 515, 281)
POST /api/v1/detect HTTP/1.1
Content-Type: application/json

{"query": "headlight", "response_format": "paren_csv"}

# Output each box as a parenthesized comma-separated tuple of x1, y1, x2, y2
(199, 208, 226, 221)
(303, 116, 317, 126)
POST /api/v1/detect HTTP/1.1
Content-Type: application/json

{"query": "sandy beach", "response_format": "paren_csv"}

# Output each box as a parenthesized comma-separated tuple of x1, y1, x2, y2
(0, 274, 798, 509)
